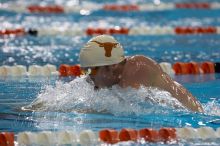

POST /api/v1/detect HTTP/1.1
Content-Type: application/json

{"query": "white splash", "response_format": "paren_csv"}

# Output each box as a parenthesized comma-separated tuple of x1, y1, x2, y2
(203, 100, 220, 116)
(24, 76, 185, 116)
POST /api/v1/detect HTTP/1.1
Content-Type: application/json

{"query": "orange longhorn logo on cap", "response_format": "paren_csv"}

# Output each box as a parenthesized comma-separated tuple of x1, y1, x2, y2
(91, 41, 118, 57)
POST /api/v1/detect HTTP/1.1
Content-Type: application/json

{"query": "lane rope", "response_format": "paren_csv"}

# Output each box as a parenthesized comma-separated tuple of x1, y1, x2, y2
(1, 2, 220, 13)
(2, 127, 220, 145)
(0, 26, 220, 37)
(0, 62, 219, 77)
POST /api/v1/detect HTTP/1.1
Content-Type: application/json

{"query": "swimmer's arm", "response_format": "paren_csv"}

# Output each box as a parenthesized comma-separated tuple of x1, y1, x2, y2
(119, 55, 204, 112)
(155, 73, 204, 112)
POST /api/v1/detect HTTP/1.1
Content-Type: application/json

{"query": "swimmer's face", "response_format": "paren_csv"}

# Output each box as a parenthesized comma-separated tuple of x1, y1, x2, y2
(85, 64, 121, 88)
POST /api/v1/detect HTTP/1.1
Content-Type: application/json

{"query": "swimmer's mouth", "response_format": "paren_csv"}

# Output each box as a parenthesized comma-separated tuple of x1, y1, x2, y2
(94, 86, 99, 90)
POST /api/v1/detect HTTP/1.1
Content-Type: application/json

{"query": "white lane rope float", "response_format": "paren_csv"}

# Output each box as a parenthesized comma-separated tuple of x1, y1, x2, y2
(0, 64, 58, 77)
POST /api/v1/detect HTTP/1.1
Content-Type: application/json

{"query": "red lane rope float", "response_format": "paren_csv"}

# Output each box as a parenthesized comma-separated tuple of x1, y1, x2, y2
(0, 132, 14, 146)
(27, 5, 64, 13)
(99, 128, 177, 144)
(86, 28, 129, 35)
(4, 132, 14, 146)
(69, 65, 82, 76)
(59, 64, 69, 76)
(186, 62, 200, 74)
(173, 62, 201, 75)
(175, 27, 217, 34)
(0, 133, 7, 146)
(201, 61, 215, 74)
(172, 61, 217, 75)
(103, 4, 139, 11)
(0, 28, 25, 36)
(158, 128, 176, 142)
(99, 129, 119, 144)
(119, 128, 138, 142)
(175, 3, 210, 9)
(59, 64, 83, 77)
(138, 128, 158, 142)
(173, 62, 189, 75)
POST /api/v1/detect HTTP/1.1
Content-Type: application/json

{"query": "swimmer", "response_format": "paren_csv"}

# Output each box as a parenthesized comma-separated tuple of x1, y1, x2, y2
(79, 35, 204, 112)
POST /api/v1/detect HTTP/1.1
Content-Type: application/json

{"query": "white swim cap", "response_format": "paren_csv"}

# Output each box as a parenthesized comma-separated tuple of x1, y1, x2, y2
(80, 35, 125, 67)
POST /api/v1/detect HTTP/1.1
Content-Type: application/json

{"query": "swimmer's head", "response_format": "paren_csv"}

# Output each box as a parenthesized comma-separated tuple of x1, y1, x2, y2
(80, 35, 125, 68)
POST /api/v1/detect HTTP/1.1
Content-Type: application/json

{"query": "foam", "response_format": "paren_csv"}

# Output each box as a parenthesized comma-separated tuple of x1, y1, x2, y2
(24, 76, 186, 116)
(203, 100, 220, 116)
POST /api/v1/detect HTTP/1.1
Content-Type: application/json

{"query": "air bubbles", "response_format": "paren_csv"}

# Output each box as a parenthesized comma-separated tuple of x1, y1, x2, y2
(203, 100, 220, 116)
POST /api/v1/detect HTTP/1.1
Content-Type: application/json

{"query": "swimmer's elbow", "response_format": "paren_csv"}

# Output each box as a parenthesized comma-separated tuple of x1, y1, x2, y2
(188, 101, 204, 113)
(197, 104, 204, 113)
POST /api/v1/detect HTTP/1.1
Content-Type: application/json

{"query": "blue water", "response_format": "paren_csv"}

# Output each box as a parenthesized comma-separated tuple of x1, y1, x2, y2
(0, 0, 220, 145)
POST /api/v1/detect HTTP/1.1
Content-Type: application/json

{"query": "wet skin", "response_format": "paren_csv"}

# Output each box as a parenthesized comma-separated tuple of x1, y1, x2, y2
(86, 55, 204, 112)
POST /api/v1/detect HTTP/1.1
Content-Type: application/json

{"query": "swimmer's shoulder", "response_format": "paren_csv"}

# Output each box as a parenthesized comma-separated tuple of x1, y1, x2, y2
(120, 55, 161, 88)
(125, 55, 159, 67)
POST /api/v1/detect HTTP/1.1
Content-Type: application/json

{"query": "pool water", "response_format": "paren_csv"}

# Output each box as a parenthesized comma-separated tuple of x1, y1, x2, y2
(0, 0, 220, 145)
